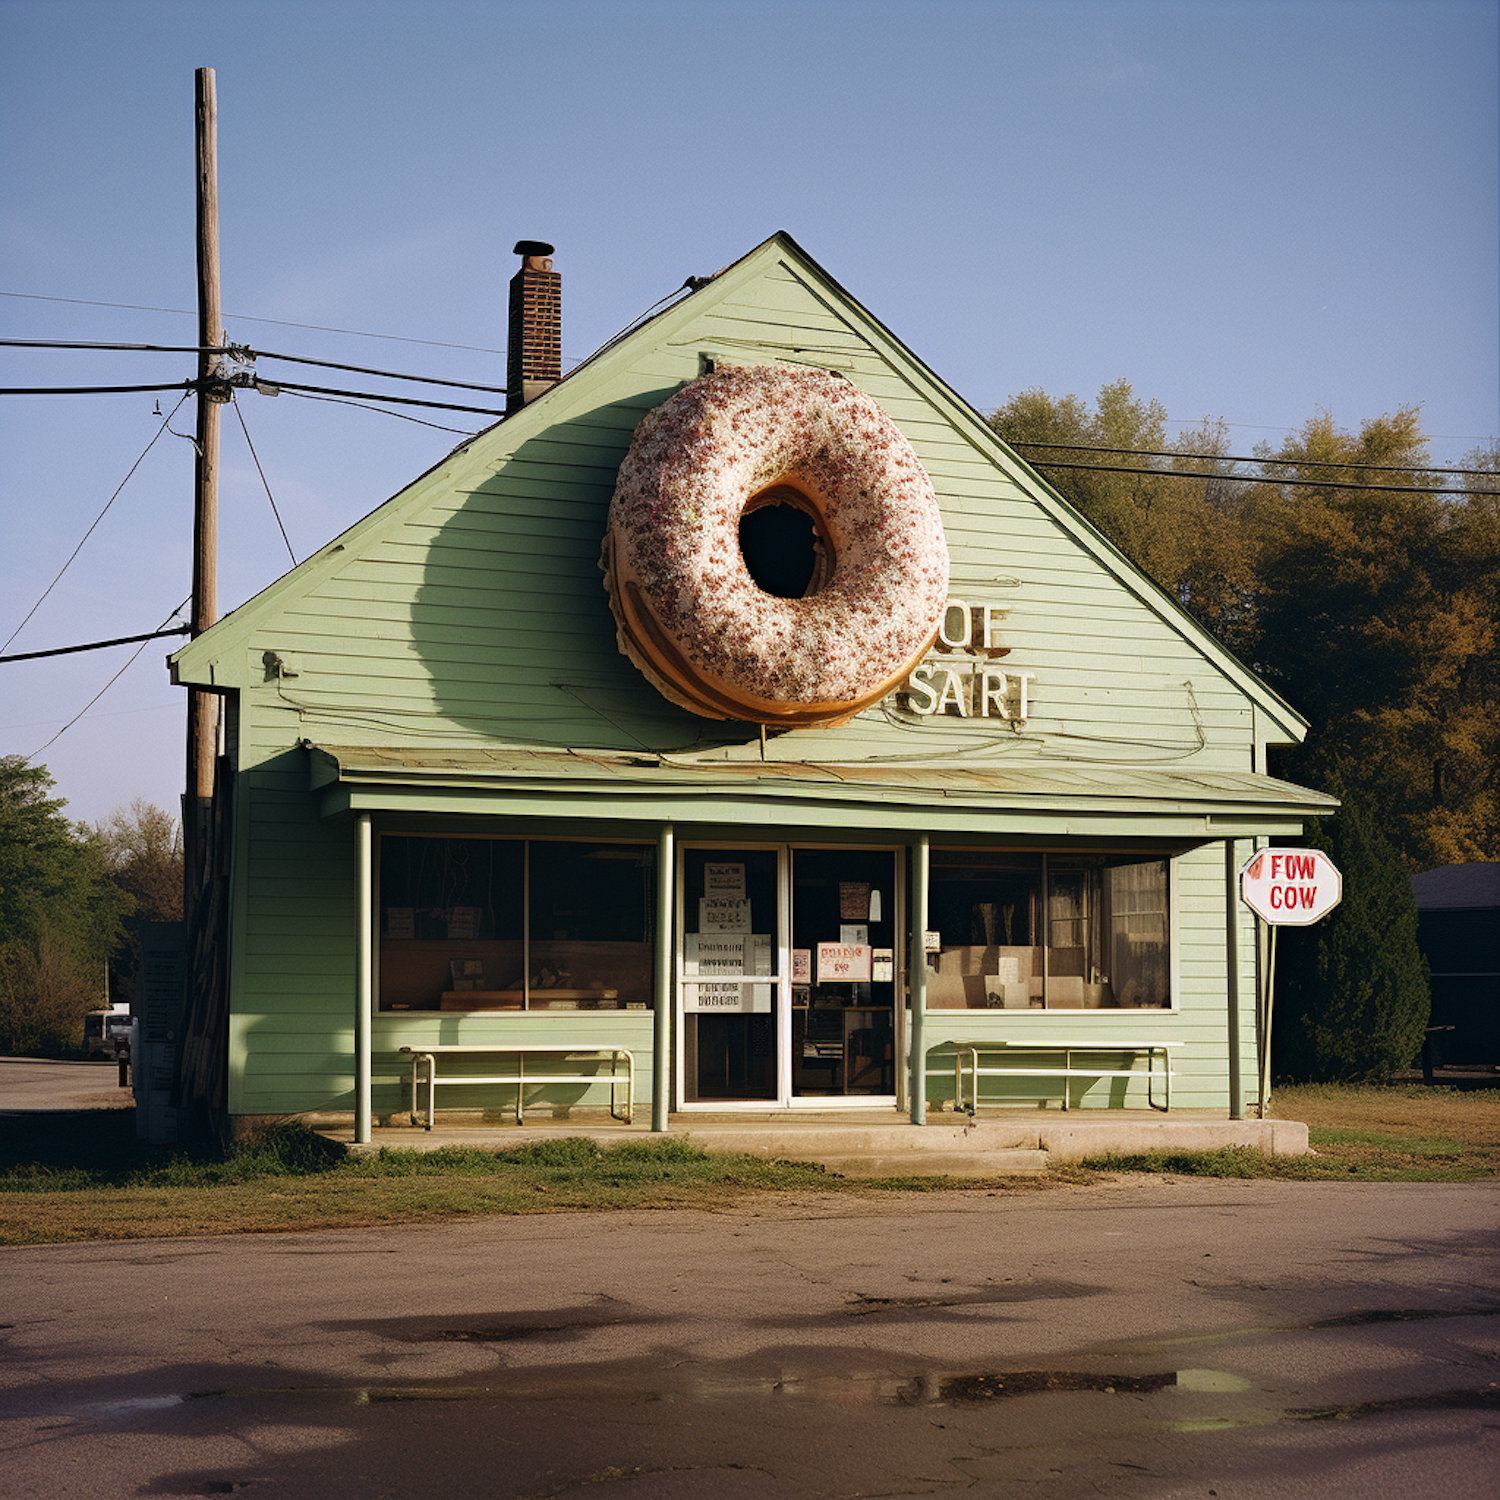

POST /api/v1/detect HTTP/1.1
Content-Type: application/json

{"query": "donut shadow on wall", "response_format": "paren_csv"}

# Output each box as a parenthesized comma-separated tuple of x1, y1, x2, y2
(603, 364, 950, 728)
(409, 384, 764, 754)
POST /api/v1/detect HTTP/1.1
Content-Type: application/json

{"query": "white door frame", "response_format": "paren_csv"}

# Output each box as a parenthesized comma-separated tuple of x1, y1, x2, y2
(674, 840, 905, 1112)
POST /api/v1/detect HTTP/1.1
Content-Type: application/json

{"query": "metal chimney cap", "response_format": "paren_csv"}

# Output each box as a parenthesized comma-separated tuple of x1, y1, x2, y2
(513, 240, 555, 258)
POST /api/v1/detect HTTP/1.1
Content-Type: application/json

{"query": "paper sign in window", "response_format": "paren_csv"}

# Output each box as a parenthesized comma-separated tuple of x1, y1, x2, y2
(704, 862, 747, 898)
(699, 897, 751, 933)
(818, 943, 872, 983)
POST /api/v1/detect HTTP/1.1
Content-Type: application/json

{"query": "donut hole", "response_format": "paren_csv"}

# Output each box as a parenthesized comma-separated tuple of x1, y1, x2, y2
(739, 485, 835, 599)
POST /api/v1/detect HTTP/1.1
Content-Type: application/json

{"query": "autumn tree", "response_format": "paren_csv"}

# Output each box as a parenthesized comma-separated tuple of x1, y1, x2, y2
(96, 800, 183, 925)
(989, 386, 1499, 869)
(93, 799, 183, 1013)
(989, 381, 1258, 653)
(1245, 413, 1499, 868)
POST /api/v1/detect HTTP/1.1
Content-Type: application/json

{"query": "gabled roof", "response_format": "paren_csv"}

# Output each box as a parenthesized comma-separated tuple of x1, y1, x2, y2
(172, 231, 1308, 742)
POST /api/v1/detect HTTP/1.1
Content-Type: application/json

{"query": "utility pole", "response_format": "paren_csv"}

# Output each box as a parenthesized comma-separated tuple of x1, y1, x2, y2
(185, 65, 224, 909)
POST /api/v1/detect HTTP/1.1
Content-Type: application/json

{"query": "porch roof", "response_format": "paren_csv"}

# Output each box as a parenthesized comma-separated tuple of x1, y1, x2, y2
(305, 742, 1335, 840)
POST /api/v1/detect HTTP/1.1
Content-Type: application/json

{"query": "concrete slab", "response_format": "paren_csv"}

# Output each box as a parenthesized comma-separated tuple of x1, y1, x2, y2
(328, 1106, 1309, 1173)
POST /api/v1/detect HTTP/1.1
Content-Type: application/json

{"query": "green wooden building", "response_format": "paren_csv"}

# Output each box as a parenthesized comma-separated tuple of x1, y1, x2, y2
(171, 232, 1334, 1140)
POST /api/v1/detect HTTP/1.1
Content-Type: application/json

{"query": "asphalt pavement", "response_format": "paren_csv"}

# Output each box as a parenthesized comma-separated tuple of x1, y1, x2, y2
(2, 1175, 1497, 1498)
(0, 1058, 132, 1114)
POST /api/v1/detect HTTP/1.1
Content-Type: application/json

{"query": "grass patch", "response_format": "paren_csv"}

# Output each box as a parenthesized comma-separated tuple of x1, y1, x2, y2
(5, 1084, 1494, 1242)
(1082, 1085, 1500, 1183)
(0, 1115, 1069, 1244)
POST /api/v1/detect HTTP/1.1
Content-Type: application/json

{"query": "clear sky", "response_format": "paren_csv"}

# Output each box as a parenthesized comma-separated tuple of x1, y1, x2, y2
(2, 0, 1496, 827)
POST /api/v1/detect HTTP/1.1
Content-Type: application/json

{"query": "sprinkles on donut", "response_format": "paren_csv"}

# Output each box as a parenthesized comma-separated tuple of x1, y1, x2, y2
(602, 362, 950, 726)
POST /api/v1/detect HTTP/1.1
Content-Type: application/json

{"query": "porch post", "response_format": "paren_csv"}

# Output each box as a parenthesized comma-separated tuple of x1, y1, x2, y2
(652, 823, 674, 1132)
(909, 833, 929, 1125)
(1225, 837, 1244, 1120)
(355, 812, 373, 1144)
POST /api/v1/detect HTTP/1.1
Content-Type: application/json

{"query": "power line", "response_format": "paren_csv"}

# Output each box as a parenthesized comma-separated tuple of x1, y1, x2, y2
(0, 287, 564, 360)
(0, 381, 195, 396)
(278, 388, 478, 434)
(1, 626, 190, 665)
(28, 598, 192, 760)
(251, 347, 507, 395)
(1007, 439, 1491, 477)
(2, 392, 192, 654)
(3, 337, 511, 396)
(0, 338, 220, 355)
(259, 377, 504, 417)
(231, 394, 296, 566)
(1018, 457, 1488, 495)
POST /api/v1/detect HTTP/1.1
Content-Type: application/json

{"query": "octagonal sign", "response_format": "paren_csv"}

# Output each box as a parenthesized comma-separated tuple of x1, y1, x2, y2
(1240, 848, 1343, 926)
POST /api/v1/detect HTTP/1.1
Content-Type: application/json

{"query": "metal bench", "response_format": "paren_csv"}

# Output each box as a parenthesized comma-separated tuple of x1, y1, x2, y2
(926, 1040, 1177, 1113)
(398, 1043, 634, 1129)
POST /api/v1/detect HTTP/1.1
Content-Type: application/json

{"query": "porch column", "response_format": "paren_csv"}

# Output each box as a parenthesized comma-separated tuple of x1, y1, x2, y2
(652, 823, 674, 1132)
(355, 812, 373, 1144)
(1225, 837, 1244, 1120)
(909, 833, 929, 1125)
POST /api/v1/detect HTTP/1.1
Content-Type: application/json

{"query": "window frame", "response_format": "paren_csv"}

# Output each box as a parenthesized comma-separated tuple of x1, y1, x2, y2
(924, 846, 1180, 1013)
(374, 829, 657, 1014)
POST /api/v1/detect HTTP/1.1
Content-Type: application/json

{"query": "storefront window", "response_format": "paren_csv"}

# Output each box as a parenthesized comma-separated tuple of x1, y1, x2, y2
(377, 835, 654, 1012)
(927, 851, 1170, 1009)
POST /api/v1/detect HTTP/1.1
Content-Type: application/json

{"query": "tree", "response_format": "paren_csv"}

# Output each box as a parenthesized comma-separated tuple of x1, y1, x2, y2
(990, 386, 1500, 868)
(94, 799, 183, 1015)
(96, 800, 183, 925)
(0, 758, 130, 1054)
(1246, 413, 1498, 868)
(1273, 793, 1430, 1082)
(989, 382, 1258, 653)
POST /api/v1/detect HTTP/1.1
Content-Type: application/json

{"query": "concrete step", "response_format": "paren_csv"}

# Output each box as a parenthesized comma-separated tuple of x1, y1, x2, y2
(807, 1148, 1051, 1179)
(678, 1121, 1041, 1156)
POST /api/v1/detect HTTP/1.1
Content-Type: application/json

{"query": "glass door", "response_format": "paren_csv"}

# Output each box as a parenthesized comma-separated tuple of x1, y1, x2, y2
(679, 847, 784, 1103)
(791, 848, 898, 1099)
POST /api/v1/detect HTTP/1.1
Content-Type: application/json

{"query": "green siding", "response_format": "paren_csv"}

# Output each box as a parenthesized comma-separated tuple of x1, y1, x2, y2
(187, 234, 1310, 1121)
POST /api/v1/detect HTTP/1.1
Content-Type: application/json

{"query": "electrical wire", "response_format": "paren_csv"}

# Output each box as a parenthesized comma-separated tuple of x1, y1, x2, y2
(0, 288, 596, 363)
(0, 381, 195, 396)
(27, 597, 191, 760)
(278, 387, 480, 434)
(3, 337, 511, 397)
(230, 394, 297, 566)
(1016, 457, 1487, 496)
(1007, 439, 1491, 477)
(261, 377, 504, 417)
(1, 627, 189, 665)
(2, 392, 192, 654)
(0, 372, 502, 417)
(0, 338, 221, 355)
(251, 347, 506, 395)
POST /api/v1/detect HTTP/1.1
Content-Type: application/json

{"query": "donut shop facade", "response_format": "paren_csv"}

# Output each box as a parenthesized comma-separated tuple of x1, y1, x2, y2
(171, 233, 1334, 1138)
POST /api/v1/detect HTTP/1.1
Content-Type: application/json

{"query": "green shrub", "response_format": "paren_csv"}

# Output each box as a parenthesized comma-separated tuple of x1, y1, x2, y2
(1273, 793, 1430, 1081)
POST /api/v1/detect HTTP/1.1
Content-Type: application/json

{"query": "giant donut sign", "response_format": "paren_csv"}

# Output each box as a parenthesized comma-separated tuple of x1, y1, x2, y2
(1240, 848, 1343, 926)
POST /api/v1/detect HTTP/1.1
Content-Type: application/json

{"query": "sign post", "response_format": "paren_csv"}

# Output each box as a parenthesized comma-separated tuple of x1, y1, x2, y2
(1240, 848, 1344, 1116)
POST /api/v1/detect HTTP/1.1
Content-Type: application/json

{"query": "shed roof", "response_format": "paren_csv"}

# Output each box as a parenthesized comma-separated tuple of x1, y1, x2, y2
(306, 742, 1335, 839)
(1412, 863, 1500, 910)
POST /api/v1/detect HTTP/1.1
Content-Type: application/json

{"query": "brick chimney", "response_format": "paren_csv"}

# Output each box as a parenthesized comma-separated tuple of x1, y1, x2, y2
(506, 240, 561, 412)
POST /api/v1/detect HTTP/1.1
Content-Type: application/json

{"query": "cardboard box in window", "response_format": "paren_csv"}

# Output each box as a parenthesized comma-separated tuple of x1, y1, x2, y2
(928, 946, 1043, 1009)
(1045, 977, 1115, 1008)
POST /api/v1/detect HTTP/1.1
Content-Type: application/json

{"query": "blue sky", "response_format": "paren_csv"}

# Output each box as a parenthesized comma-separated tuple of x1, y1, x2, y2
(2, 0, 1496, 825)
